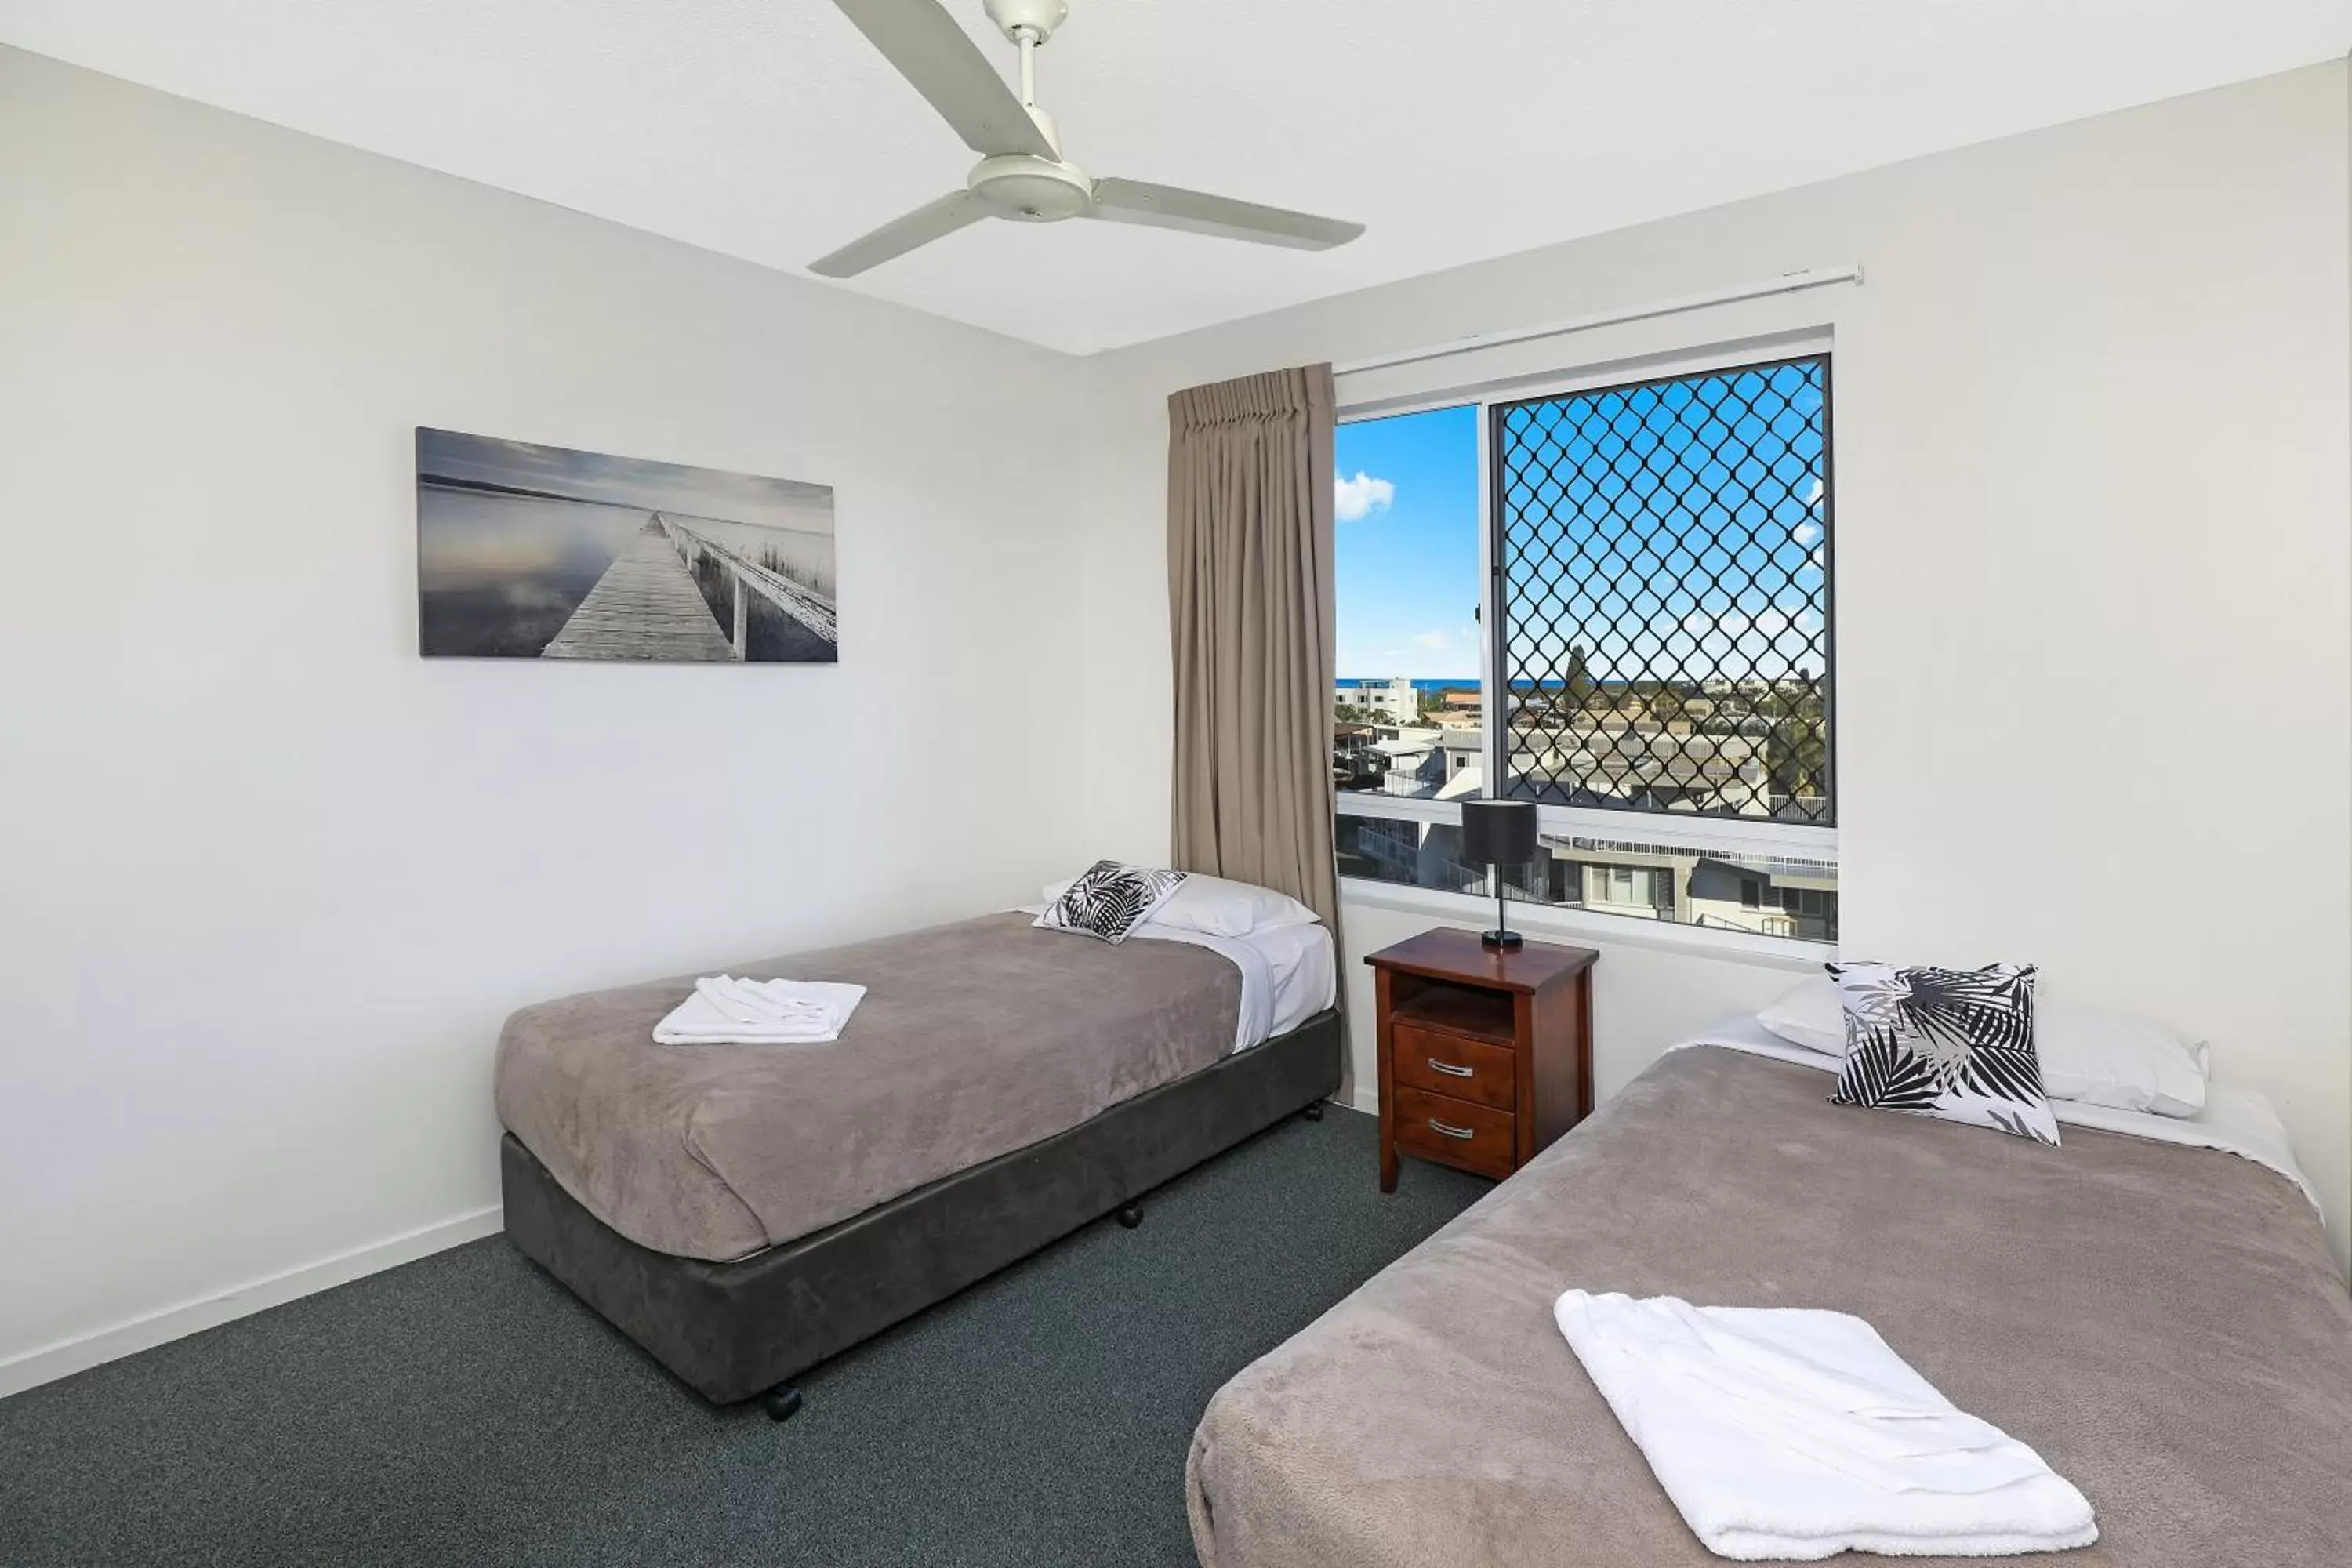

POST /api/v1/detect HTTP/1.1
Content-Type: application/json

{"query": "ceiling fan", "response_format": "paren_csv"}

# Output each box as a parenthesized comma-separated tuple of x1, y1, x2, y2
(812, 0, 1365, 278)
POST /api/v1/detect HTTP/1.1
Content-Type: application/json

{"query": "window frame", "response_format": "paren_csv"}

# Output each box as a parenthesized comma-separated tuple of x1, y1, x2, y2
(1335, 332, 1838, 866)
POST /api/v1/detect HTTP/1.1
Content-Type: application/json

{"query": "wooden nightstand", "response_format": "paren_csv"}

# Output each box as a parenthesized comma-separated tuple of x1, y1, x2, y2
(1366, 928, 1597, 1191)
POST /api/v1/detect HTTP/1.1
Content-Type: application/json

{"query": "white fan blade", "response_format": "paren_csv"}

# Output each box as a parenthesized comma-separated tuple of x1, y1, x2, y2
(829, 0, 1056, 160)
(1086, 179, 1364, 251)
(811, 191, 988, 278)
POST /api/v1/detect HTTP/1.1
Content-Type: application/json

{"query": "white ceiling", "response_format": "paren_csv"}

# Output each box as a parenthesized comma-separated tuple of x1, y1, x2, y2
(5, 1, 2347, 354)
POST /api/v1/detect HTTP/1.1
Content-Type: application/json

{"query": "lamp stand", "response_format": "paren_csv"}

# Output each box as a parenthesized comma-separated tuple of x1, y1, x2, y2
(1480, 863, 1523, 951)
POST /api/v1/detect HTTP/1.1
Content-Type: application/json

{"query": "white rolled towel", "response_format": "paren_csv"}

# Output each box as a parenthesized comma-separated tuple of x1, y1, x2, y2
(1554, 1290, 2096, 1561)
(653, 976, 867, 1045)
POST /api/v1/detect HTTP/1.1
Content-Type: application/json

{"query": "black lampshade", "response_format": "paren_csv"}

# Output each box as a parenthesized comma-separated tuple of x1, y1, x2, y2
(1460, 799, 1537, 868)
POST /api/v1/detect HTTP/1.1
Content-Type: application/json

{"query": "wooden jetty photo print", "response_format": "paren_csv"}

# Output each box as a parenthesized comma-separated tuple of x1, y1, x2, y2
(416, 428, 837, 663)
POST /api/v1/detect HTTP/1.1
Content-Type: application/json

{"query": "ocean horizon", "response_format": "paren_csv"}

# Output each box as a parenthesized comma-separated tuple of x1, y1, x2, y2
(1339, 675, 1813, 692)
(1337, 677, 1584, 691)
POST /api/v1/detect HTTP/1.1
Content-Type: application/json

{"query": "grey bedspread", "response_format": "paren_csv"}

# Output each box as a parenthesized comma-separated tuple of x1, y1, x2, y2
(495, 913, 1240, 1261)
(1188, 1044, 2352, 1568)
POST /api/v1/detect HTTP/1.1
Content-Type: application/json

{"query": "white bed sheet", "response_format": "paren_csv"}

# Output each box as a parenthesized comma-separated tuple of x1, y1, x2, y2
(1671, 1014, 2320, 1212)
(1014, 908, 1337, 1054)
(1125, 920, 1337, 1053)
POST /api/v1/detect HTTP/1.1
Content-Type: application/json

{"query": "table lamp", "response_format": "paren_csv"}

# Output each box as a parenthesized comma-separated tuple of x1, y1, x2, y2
(1460, 799, 1537, 951)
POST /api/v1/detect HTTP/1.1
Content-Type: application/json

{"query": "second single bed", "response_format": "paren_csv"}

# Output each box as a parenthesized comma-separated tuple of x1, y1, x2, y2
(1187, 1026, 2350, 1567)
(498, 906, 1338, 1410)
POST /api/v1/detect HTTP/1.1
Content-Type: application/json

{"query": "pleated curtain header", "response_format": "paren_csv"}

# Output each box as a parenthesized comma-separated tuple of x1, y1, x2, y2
(1169, 366, 1330, 432)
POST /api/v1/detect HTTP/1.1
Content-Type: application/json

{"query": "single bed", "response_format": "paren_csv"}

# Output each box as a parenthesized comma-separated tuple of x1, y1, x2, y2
(497, 909, 1338, 1410)
(1186, 1031, 2352, 1568)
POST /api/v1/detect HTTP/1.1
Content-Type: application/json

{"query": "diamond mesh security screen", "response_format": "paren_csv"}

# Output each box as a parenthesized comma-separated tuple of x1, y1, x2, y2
(1494, 355, 1833, 825)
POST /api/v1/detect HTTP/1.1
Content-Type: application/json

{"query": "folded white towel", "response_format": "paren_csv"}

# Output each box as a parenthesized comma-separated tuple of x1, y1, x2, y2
(692, 976, 837, 1026)
(1554, 1290, 2096, 1561)
(652, 976, 867, 1045)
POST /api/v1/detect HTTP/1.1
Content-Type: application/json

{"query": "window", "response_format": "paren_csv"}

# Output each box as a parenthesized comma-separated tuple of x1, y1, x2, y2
(1332, 348, 1838, 946)
(1497, 357, 1831, 823)
(1591, 866, 1671, 913)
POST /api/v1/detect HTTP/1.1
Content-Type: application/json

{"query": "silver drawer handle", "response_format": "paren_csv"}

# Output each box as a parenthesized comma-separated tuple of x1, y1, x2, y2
(1428, 1118, 1476, 1140)
(1427, 1058, 1474, 1078)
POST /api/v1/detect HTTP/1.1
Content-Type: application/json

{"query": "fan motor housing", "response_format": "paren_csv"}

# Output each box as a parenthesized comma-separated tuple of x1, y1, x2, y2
(969, 154, 1092, 222)
(984, 0, 1069, 44)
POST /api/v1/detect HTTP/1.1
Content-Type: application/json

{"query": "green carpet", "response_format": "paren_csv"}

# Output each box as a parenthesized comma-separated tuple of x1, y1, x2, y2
(0, 1107, 1489, 1567)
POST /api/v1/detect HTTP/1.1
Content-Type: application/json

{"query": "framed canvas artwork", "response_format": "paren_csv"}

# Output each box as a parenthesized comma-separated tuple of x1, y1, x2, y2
(416, 428, 837, 663)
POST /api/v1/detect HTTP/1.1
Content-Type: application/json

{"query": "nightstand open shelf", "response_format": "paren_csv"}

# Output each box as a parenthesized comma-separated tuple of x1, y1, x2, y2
(1365, 928, 1597, 1192)
(1388, 982, 1515, 1044)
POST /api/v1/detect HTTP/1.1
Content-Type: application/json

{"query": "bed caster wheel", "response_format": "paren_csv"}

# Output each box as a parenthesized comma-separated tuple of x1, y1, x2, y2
(1116, 1203, 1143, 1229)
(1302, 1102, 1324, 1122)
(761, 1384, 803, 1423)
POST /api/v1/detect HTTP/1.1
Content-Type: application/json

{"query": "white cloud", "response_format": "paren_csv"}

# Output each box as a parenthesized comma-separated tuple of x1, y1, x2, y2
(1687, 608, 1804, 641)
(1668, 604, 1825, 681)
(1375, 629, 1451, 662)
(1793, 521, 1821, 546)
(1335, 470, 1395, 521)
(1806, 477, 1824, 508)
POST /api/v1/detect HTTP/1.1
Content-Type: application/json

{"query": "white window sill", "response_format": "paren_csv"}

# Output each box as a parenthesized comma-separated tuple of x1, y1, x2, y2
(1339, 877, 1833, 972)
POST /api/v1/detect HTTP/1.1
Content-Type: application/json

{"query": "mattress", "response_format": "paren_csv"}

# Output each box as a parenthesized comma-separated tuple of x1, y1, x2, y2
(495, 911, 1268, 1262)
(1047, 914, 1338, 1047)
(1187, 1044, 2352, 1568)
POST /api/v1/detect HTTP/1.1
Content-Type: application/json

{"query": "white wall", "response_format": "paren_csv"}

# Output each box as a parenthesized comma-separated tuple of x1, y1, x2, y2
(1080, 64, 2352, 1269)
(0, 48, 1094, 1388)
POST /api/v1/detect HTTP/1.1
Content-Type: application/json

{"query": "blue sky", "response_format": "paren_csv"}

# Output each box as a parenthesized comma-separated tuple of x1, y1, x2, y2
(1334, 404, 1483, 680)
(1335, 361, 1828, 688)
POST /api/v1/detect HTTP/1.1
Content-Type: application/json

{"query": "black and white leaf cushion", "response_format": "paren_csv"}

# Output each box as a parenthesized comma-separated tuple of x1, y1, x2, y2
(1828, 962, 2061, 1146)
(1034, 860, 1189, 945)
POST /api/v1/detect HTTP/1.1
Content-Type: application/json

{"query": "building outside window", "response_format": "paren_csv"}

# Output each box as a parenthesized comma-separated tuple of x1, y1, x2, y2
(1331, 349, 1837, 944)
(1333, 677, 1418, 726)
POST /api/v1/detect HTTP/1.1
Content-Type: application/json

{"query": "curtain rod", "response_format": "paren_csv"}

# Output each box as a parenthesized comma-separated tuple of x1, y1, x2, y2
(1331, 264, 1864, 379)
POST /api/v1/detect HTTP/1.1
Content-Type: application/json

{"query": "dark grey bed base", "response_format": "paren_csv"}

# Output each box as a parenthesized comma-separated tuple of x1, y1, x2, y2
(500, 1007, 1342, 1410)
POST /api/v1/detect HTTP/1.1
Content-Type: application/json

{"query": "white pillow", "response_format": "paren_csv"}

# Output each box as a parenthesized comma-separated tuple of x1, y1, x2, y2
(1756, 975, 2209, 1118)
(2035, 1002, 2210, 1119)
(1755, 978, 1846, 1055)
(1037, 870, 1319, 938)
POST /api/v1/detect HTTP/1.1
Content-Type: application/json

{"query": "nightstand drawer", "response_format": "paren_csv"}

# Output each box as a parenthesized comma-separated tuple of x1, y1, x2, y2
(1392, 1022, 1516, 1111)
(1392, 1085, 1515, 1178)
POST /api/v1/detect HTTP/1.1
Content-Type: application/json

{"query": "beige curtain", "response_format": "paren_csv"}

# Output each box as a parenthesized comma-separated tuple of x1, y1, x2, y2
(1167, 363, 1339, 931)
